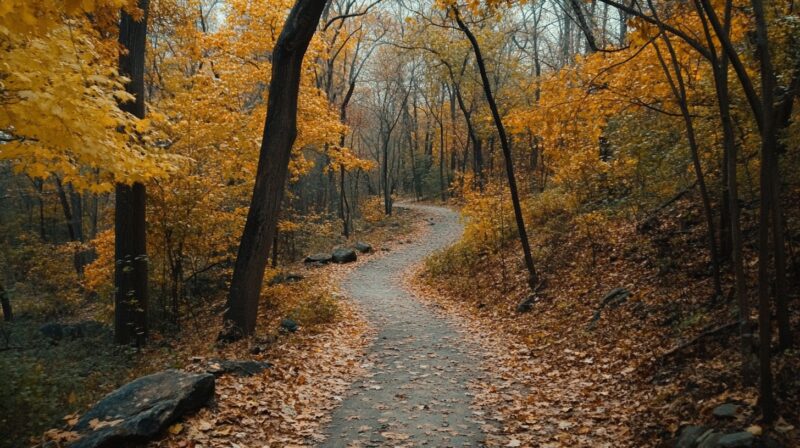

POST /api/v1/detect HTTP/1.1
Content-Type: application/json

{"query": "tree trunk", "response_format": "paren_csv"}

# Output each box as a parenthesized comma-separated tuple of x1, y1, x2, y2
(0, 283, 12, 322)
(439, 117, 446, 201)
(221, 0, 327, 341)
(752, 0, 777, 421)
(700, 0, 756, 385)
(54, 176, 76, 241)
(454, 8, 539, 289)
(115, 0, 150, 347)
(653, 30, 723, 298)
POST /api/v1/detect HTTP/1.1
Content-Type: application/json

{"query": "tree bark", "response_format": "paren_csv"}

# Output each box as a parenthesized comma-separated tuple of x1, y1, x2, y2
(697, 0, 756, 385)
(115, 0, 150, 347)
(751, 0, 778, 421)
(0, 283, 12, 322)
(221, 0, 327, 341)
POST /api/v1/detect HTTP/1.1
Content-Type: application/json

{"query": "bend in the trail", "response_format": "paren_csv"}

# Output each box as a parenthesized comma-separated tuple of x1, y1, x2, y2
(320, 203, 486, 447)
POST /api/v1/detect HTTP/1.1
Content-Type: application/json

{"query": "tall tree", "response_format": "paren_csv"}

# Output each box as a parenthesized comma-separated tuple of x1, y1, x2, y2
(115, 0, 150, 347)
(453, 7, 539, 290)
(221, 0, 328, 340)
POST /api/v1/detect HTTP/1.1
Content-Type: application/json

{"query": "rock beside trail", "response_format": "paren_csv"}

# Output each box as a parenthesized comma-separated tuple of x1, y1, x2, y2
(676, 426, 708, 448)
(305, 253, 333, 264)
(515, 296, 537, 313)
(69, 370, 215, 448)
(717, 432, 755, 448)
(280, 317, 299, 333)
(206, 359, 271, 377)
(332, 247, 357, 264)
(354, 242, 372, 253)
(712, 403, 740, 419)
(675, 426, 758, 448)
(268, 272, 305, 286)
(40, 321, 108, 341)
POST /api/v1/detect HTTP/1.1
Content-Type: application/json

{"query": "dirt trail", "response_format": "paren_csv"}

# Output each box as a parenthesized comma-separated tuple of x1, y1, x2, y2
(320, 204, 486, 447)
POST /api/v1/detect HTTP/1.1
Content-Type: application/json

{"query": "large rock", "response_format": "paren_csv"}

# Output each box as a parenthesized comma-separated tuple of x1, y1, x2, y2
(696, 431, 723, 448)
(675, 425, 708, 448)
(69, 370, 215, 448)
(304, 253, 333, 264)
(40, 321, 108, 341)
(354, 242, 372, 253)
(332, 247, 357, 264)
(712, 403, 740, 419)
(718, 432, 755, 448)
(206, 359, 271, 377)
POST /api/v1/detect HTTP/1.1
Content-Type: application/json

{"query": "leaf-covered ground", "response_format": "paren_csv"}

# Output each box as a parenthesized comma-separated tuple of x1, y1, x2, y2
(413, 197, 800, 447)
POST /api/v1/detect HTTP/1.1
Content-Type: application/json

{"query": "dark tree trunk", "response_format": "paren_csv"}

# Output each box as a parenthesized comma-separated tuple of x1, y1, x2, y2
(656, 33, 723, 298)
(439, 116, 446, 201)
(115, 0, 150, 347)
(454, 8, 539, 289)
(68, 183, 84, 243)
(451, 77, 484, 190)
(752, 0, 778, 421)
(54, 176, 76, 241)
(221, 0, 327, 341)
(698, 0, 756, 385)
(0, 283, 12, 322)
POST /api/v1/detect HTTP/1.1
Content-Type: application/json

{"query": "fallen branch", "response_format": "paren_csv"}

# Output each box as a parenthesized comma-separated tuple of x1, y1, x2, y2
(637, 182, 698, 232)
(661, 321, 738, 358)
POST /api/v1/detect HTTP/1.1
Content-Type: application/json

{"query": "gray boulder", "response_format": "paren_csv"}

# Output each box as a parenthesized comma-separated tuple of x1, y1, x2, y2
(675, 425, 708, 448)
(206, 359, 271, 377)
(268, 272, 305, 286)
(332, 248, 357, 264)
(69, 370, 215, 448)
(304, 253, 333, 264)
(354, 242, 373, 253)
(718, 432, 755, 448)
(40, 321, 108, 341)
(712, 403, 740, 419)
(697, 431, 723, 448)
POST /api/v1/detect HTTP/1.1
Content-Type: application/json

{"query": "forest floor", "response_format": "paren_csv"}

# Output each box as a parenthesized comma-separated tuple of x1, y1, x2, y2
(24, 201, 799, 447)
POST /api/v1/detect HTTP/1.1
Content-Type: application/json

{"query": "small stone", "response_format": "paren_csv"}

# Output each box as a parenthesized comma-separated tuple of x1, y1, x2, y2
(268, 272, 304, 286)
(712, 403, 740, 419)
(304, 253, 332, 264)
(717, 432, 755, 448)
(280, 318, 299, 333)
(354, 242, 372, 253)
(515, 296, 536, 313)
(206, 359, 271, 377)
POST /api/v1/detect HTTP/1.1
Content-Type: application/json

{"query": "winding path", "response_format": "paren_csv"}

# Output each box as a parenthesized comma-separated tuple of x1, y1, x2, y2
(321, 204, 485, 447)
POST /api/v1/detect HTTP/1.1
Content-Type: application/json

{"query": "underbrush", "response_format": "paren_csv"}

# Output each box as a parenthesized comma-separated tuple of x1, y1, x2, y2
(1, 208, 415, 448)
(421, 191, 800, 446)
